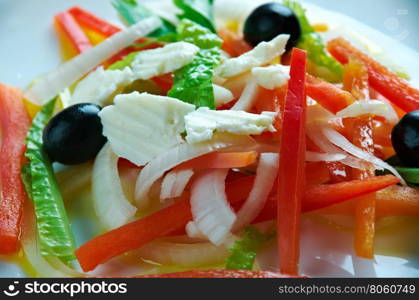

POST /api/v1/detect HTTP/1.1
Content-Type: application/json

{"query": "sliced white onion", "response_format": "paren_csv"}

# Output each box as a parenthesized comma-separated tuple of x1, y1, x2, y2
(306, 151, 347, 162)
(160, 169, 194, 201)
(230, 79, 259, 111)
(24, 17, 161, 105)
(213, 84, 234, 107)
(232, 153, 279, 232)
(22, 203, 84, 277)
(190, 169, 236, 245)
(185, 221, 208, 240)
(136, 238, 229, 267)
(135, 134, 255, 209)
(336, 99, 399, 123)
(306, 123, 368, 170)
(322, 127, 406, 185)
(92, 143, 137, 230)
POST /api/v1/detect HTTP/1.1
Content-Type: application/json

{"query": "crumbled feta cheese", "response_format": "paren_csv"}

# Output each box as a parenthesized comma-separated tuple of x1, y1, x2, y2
(99, 92, 196, 166)
(70, 66, 134, 106)
(131, 42, 199, 80)
(185, 107, 276, 143)
(213, 84, 234, 107)
(251, 64, 290, 89)
(216, 34, 290, 78)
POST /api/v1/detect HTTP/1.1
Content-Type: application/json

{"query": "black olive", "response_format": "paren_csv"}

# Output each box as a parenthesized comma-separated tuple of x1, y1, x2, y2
(243, 2, 301, 50)
(43, 103, 107, 165)
(391, 110, 419, 167)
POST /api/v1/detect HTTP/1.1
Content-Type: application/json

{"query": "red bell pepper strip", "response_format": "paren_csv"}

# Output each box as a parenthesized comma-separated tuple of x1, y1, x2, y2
(75, 173, 399, 272)
(55, 12, 93, 54)
(133, 269, 297, 278)
(327, 37, 419, 112)
(76, 193, 192, 272)
(254, 175, 399, 222)
(0, 84, 31, 254)
(68, 6, 120, 37)
(277, 48, 307, 275)
(306, 74, 354, 113)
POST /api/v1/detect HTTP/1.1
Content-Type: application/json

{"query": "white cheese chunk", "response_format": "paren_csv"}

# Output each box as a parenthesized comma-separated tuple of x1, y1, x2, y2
(70, 66, 134, 106)
(251, 64, 290, 90)
(99, 92, 196, 166)
(131, 42, 199, 80)
(185, 107, 276, 144)
(213, 84, 234, 107)
(216, 34, 290, 78)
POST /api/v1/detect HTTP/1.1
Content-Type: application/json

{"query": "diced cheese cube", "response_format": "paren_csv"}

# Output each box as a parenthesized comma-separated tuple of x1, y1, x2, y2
(251, 64, 290, 90)
(185, 107, 276, 144)
(131, 42, 200, 80)
(216, 34, 289, 78)
(99, 92, 196, 166)
(70, 66, 134, 106)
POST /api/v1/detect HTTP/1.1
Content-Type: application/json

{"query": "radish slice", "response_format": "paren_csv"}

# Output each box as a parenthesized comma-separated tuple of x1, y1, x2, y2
(24, 17, 161, 105)
(306, 151, 347, 162)
(321, 127, 406, 185)
(135, 134, 255, 209)
(189, 169, 236, 245)
(92, 143, 137, 230)
(336, 99, 398, 123)
(136, 238, 229, 267)
(160, 169, 194, 201)
(232, 153, 279, 232)
(230, 80, 259, 111)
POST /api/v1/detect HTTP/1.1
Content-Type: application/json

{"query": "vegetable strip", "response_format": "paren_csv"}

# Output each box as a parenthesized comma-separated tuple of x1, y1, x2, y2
(0, 84, 31, 253)
(277, 48, 307, 275)
(68, 6, 121, 37)
(76, 172, 399, 271)
(55, 12, 93, 54)
(327, 37, 419, 112)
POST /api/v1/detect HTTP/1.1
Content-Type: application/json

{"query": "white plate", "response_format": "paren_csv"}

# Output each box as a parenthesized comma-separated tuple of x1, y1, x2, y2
(0, 0, 418, 277)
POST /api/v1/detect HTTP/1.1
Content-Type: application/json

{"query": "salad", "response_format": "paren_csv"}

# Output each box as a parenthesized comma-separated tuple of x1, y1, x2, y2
(0, 0, 419, 278)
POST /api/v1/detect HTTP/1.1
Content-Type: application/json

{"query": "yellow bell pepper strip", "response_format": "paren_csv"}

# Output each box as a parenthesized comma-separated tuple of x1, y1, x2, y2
(277, 48, 307, 275)
(0, 84, 31, 254)
(328, 37, 419, 112)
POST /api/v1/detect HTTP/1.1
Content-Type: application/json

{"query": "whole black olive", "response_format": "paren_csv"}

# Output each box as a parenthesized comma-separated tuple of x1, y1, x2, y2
(391, 110, 419, 167)
(43, 103, 107, 165)
(243, 2, 301, 50)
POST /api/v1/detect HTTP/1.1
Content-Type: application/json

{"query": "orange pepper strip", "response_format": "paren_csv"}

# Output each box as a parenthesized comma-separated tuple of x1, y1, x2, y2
(343, 59, 377, 259)
(327, 37, 419, 112)
(177, 152, 257, 170)
(306, 74, 355, 113)
(0, 84, 31, 254)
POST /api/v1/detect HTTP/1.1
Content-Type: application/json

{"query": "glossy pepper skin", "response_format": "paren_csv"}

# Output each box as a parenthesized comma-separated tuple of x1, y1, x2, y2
(0, 84, 31, 254)
(277, 48, 307, 275)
